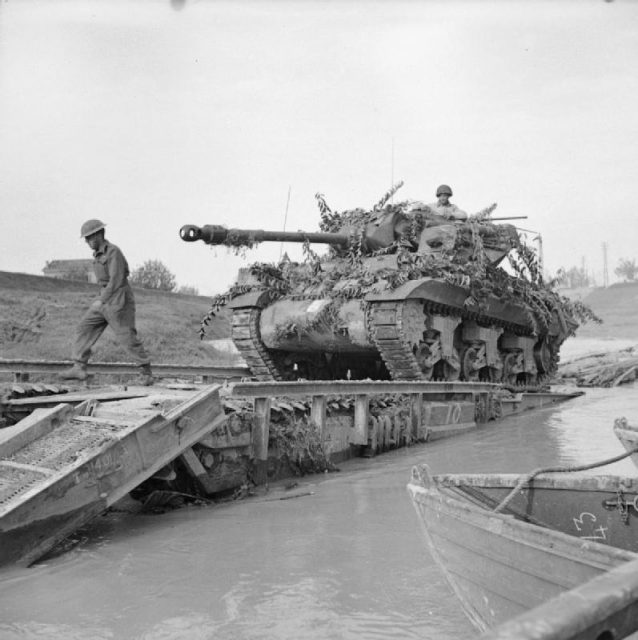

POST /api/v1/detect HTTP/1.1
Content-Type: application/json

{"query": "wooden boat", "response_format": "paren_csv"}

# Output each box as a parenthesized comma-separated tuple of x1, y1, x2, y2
(407, 465, 638, 633)
(0, 385, 227, 568)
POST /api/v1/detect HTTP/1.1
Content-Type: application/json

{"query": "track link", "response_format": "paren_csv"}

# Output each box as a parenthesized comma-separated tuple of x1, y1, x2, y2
(231, 307, 282, 381)
(367, 301, 425, 380)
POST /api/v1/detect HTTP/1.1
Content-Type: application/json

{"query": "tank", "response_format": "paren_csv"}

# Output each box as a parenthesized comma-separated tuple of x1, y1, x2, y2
(180, 200, 580, 388)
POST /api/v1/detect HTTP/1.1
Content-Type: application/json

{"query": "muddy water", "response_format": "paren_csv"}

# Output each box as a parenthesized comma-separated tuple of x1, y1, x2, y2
(1, 339, 637, 640)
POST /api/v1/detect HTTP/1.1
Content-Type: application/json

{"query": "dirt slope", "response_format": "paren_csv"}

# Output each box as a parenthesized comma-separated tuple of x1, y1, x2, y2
(0, 271, 230, 364)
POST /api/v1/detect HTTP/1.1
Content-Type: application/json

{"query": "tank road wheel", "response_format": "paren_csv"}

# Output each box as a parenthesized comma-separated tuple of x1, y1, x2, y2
(534, 338, 554, 376)
(502, 351, 523, 386)
(460, 345, 481, 382)
(435, 349, 461, 382)
(413, 344, 434, 381)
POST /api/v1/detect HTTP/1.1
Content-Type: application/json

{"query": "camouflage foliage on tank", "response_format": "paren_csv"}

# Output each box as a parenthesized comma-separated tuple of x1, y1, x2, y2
(183, 183, 600, 386)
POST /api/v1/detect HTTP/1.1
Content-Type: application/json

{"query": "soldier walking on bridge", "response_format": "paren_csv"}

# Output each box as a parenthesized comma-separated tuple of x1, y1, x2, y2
(61, 219, 153, 385)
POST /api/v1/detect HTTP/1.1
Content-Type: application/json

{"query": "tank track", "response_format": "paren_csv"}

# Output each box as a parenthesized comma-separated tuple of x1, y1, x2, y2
(234, 301, 549, 391)
(367, 298, 537, 383)
(366, 302, 426, 380)
(231, 307, 281, 381)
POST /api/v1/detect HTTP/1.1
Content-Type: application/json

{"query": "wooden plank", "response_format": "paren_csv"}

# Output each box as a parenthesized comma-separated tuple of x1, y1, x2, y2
(483, 557, 638, 640)
(230, 380, 495, 398)
(311, 396, 327, 438)
(7, 390, 151, 407)
(410, 393, 423, 441)
(179, 448, 217, 496)
(0, 460, 55, 476)
(251, 396, 271, 485)
(252, 397, 271, 462)
(352, 394, 369, 445)
(0, 359, 250, 379)
(0, 404, 74, 458)
(73, 415, 133, 426)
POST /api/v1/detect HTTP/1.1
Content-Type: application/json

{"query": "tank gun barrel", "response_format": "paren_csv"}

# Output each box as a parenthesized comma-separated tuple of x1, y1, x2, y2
(180, 224, 351, 247)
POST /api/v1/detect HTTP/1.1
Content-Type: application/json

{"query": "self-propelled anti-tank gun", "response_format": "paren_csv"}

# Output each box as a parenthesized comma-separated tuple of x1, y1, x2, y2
(180, 205, 576, 386)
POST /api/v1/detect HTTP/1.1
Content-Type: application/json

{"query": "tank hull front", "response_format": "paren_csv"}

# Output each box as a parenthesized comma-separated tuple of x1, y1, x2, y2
(259, 298, 375, 354)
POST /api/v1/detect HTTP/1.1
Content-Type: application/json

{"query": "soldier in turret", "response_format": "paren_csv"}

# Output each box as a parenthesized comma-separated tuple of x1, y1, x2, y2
(418, 184, 467, 254)
(427, 184, 468, 221)
(60, 219, 153, 385)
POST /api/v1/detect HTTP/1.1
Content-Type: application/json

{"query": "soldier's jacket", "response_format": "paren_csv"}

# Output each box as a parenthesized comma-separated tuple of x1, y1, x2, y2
(426, 202, 468, 221)
(92, 240, 132, 308)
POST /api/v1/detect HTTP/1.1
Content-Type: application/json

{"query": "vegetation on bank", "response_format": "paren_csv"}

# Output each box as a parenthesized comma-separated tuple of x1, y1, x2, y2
(0, 270, 228, 365)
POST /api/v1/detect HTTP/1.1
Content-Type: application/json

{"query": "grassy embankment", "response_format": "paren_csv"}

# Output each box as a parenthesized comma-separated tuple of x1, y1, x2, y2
(0, 270, 230, 366)
(570, 281, 638, 341)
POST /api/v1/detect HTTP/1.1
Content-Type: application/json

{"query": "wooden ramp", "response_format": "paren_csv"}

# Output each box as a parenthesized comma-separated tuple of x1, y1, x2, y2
(0, 385, 226, 568)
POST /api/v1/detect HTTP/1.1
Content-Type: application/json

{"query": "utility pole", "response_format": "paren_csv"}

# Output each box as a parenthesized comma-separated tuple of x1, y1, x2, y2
(602, 242, 609, 287)
(581, 255, 588, 287)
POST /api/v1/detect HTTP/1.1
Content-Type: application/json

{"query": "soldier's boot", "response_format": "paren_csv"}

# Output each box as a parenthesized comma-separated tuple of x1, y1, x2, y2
(60, 362, 88, 381)
(135, 363, 154, 386)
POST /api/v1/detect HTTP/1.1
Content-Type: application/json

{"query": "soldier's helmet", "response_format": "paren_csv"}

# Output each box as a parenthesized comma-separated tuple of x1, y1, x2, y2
(80, 219, 107, 238)
(436, 184, 453, 197)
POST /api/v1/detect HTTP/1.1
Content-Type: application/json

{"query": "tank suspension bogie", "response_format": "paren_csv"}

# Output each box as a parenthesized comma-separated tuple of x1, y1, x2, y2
(460, 344, 484, 382)
(500, 334, 538, 386)
(501, 351, 525, 386)
(427, 315, 462, 381)
(460, 322, 504, 382)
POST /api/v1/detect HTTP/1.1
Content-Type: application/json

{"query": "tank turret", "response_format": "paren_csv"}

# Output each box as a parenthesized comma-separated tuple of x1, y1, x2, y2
(181, 208, 522, 266)
(182, 193, 586, 388)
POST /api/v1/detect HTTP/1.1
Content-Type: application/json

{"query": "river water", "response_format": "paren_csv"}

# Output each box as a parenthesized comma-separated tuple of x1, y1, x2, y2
(1, 338, 638, 639)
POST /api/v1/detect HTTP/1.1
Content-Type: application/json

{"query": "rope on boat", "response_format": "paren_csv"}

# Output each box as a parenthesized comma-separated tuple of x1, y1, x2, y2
(493, 433, 638, 513)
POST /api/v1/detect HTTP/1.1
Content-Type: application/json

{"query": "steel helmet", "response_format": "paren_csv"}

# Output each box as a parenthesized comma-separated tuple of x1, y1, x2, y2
(80, 219, 106, 238)
(436, 184, 453, 197)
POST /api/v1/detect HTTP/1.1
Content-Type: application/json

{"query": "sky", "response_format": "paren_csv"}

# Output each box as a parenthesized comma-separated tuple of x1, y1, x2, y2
(1, 0, 637, 296)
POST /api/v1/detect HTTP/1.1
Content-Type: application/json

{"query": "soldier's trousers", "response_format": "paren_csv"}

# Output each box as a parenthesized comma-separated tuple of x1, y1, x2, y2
(72, 286, 150, 366)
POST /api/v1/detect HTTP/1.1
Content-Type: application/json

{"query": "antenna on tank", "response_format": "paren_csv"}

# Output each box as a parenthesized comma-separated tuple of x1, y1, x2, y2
(280, 185, 292, 260)
(390, 137, 395, 203)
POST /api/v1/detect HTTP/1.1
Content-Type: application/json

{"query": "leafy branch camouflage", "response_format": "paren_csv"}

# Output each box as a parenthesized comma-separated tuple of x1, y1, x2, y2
(199, 183, 600, 340)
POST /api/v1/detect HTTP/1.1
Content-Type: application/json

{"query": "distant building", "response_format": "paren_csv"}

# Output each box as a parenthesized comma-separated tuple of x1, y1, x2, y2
(43, 259, 97, 283)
